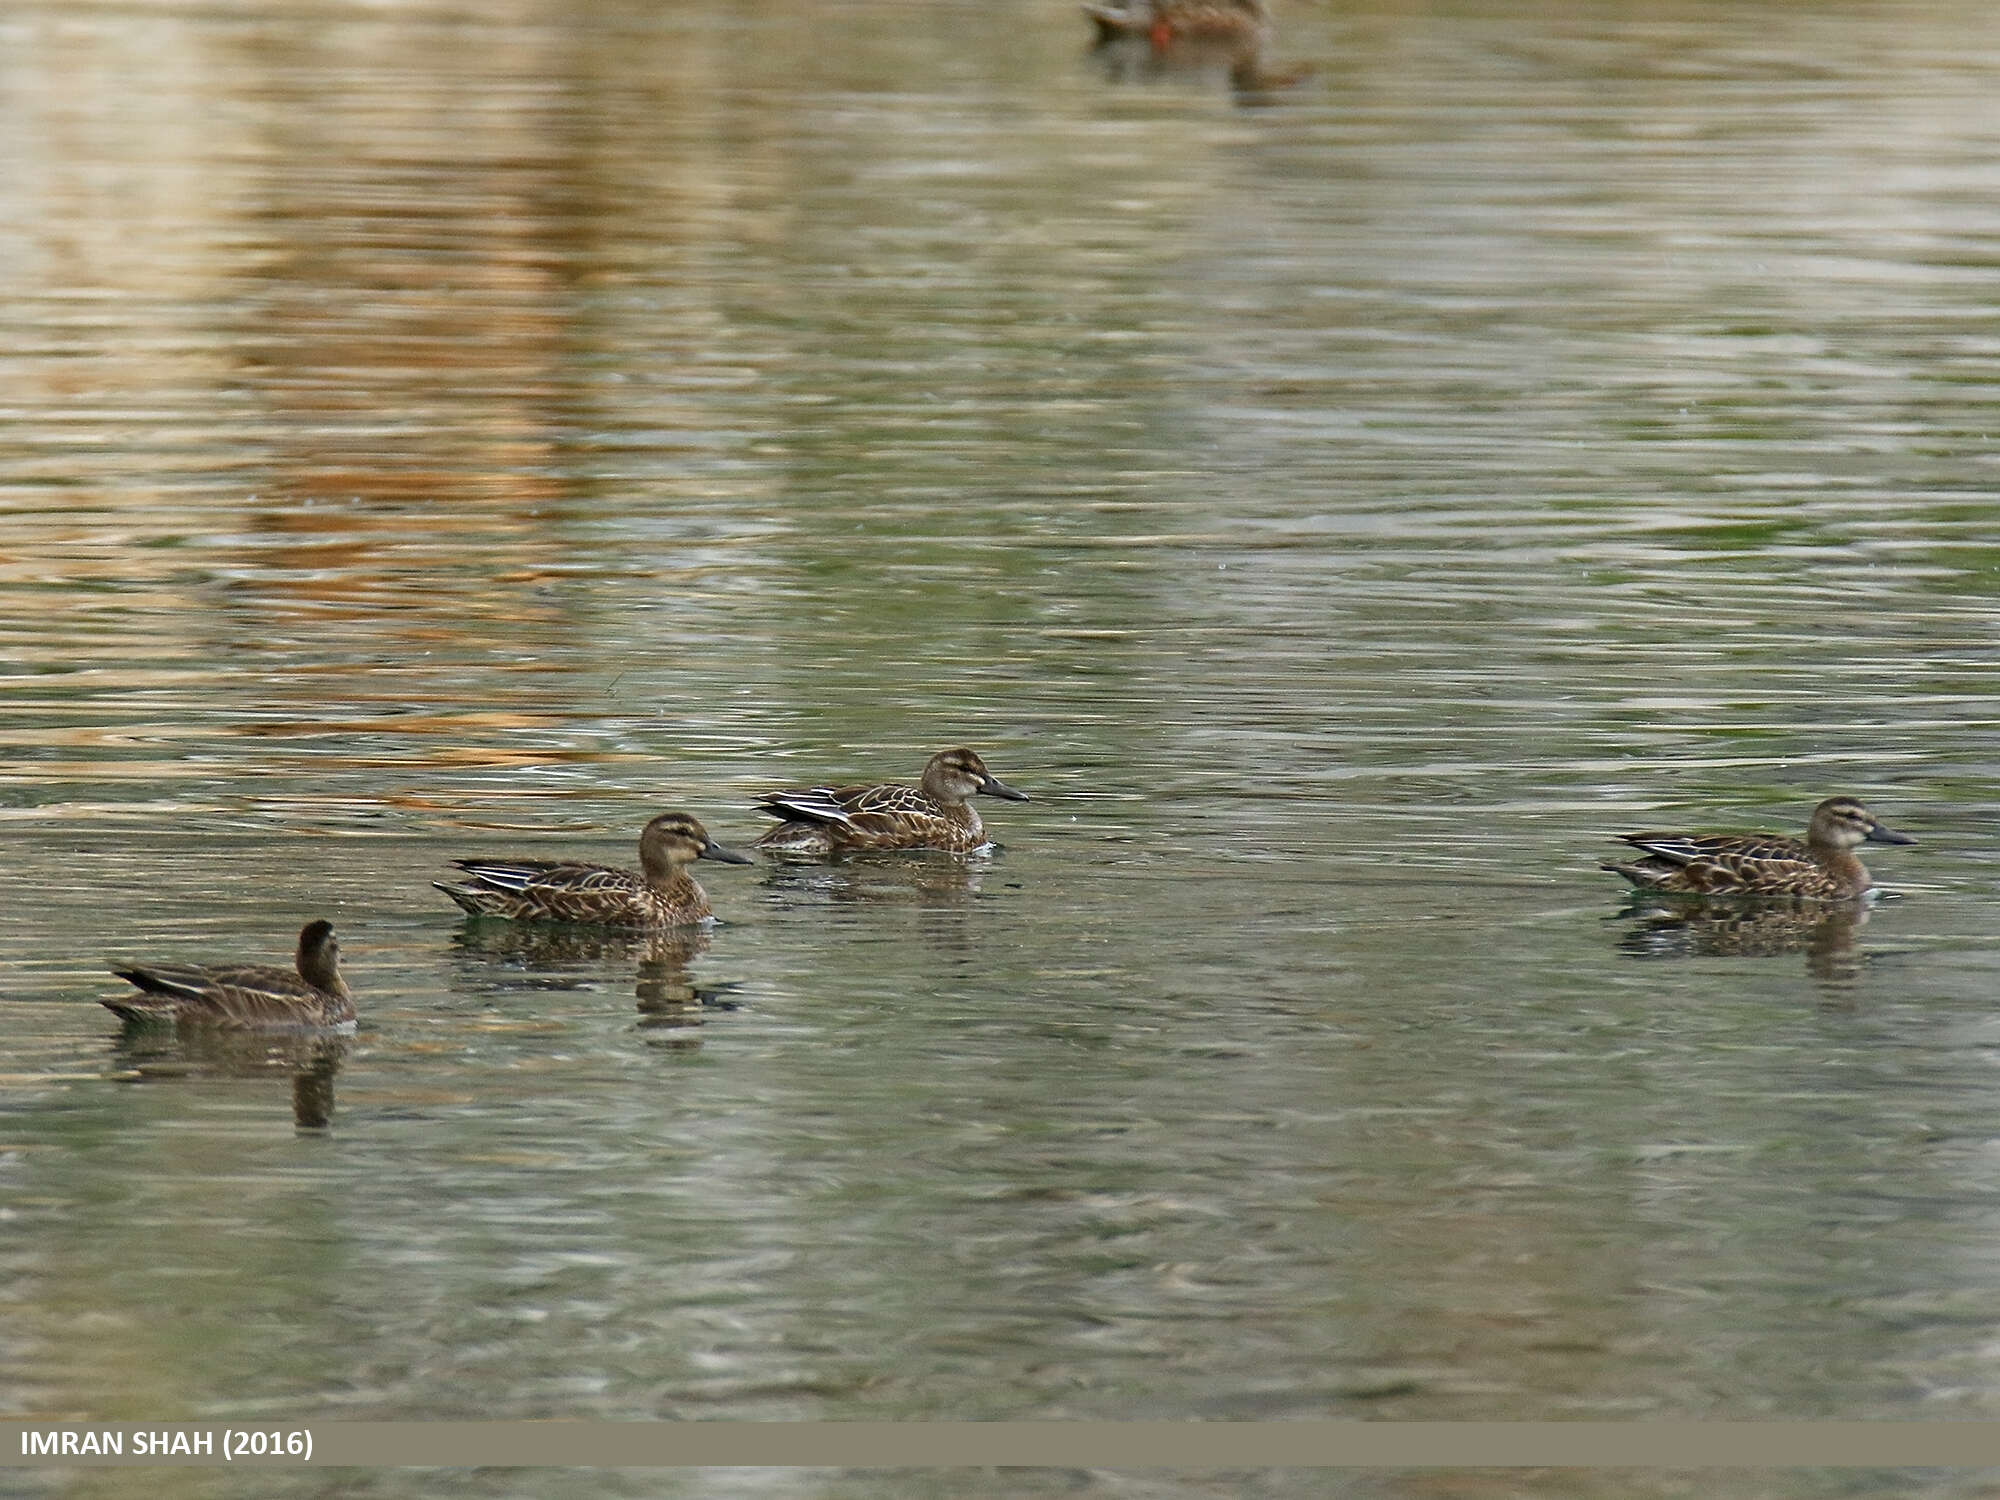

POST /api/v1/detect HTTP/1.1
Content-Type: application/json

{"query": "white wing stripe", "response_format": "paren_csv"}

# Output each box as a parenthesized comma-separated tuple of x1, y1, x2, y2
(761, 788, 859, 828)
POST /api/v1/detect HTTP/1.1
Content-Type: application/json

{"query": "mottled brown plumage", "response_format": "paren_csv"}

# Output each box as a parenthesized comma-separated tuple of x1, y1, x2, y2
(106, 920, 355, 1030)
(436, 812, 751, 928)
(754, 747, 1028, 858)
(1603, 796, 1915, 900)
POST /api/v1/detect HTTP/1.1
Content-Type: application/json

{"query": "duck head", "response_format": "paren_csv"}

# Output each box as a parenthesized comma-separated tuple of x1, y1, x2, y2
(922, 748, 1029, 806)
(639, 812, 753, 878)
(1808, 796, 1915, 850)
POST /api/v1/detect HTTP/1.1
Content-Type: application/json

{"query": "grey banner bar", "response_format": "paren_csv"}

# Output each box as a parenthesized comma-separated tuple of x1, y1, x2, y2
(0, 1422, 1987, 1468)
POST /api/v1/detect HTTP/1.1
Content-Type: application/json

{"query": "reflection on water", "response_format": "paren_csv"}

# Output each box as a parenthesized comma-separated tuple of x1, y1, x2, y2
(8, 0, 2000, 1483)
(111, 1029, 350, 1131)
(450, 920, 732, 1047)
(450, 922, 711, 971)
(758, 853, 986, 908)
(633, 948, 721, 1048)
(1614, 895, 1871, 988)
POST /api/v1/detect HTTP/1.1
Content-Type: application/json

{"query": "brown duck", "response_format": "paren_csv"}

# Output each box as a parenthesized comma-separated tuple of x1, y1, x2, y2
(1083, 0, 1308, 94)
(754, 747, 1028, 857)
(1603, 796, 1915, 900)
(106, 919, 355, 1029)
(1085, 0, 1269, 50)
(436, 811, 751, 928)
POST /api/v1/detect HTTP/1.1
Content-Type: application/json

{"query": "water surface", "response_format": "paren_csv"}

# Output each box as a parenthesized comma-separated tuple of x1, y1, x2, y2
(7, 1, 2000, 1496)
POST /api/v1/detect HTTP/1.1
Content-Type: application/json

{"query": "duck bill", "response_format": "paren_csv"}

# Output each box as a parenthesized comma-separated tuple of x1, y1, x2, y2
(700, 838, 755, 865)
(977, 774, 1029, 802)
(1865, 824, 1917, 846)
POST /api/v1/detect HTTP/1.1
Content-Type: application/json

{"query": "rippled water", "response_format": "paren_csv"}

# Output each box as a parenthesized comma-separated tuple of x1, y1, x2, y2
(7, 0, 2000, 1495)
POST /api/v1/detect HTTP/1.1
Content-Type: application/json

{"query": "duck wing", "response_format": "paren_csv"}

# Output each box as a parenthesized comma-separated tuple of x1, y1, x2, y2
(829, 783, 960, 842)
(442, 858, 649, 921)
(1610, 831, 1827, 894)
(754, 782, 884, 831)
(1614, 831, 1800, 867)
(107, 962, 346, 1028)
(447, 857, 625, 893)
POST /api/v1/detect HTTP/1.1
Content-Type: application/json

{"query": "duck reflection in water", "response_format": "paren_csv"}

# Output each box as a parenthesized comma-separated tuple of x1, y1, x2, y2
(449, 922, 739, 1046)
(1613, 896, 1871, 986)
(761, 854, 987, 970)
(759, 851, 985, 907)
(1083, 0, 1311, 102)
(110, 1028, 351, 1131)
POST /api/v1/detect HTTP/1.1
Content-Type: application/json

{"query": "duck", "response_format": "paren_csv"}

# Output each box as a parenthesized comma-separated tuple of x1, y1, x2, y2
(754, 747, 1028, 857)
(435, 811, 751, 929)
(106, 919, 355, 1029)
(1602, 796, 1915, 900)
(1084, 0, 1307, 98)
(1085, 0, 1269, 50)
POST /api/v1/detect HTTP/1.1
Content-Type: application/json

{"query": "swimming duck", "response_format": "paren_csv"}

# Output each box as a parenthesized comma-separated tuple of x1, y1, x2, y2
(106, 919, 355, 1029)
(754, 747, 1029, 857)
(1603, 796, 1915, 900)
(436, 811, 751, 928)
(1085, 0, 1269, 50)
(1084, 0, 1307, 98)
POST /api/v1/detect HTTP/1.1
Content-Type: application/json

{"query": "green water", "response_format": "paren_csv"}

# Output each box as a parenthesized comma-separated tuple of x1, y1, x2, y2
(6, 1, 2000, 1496)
